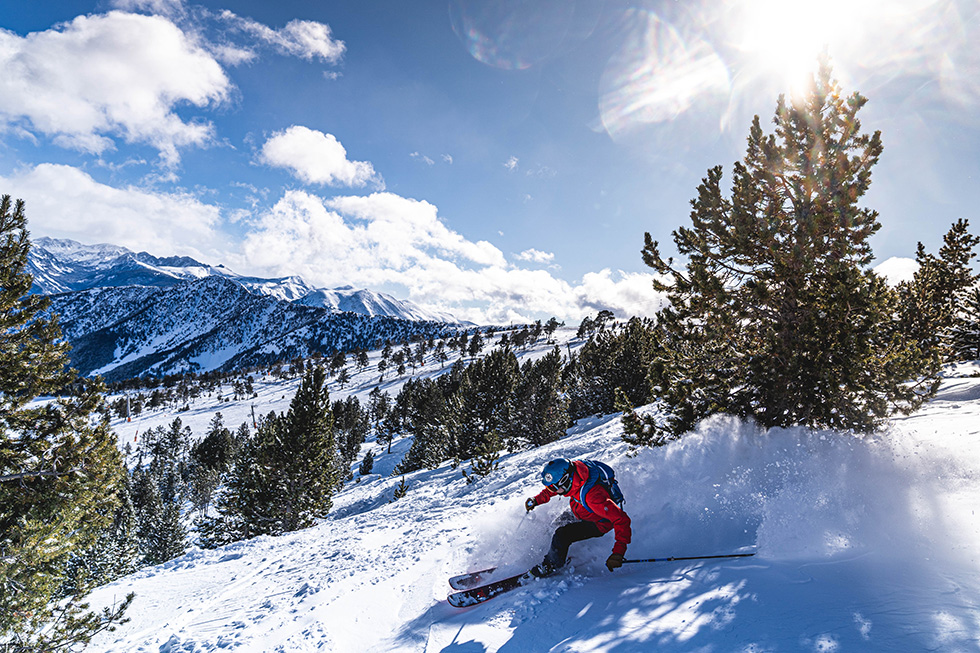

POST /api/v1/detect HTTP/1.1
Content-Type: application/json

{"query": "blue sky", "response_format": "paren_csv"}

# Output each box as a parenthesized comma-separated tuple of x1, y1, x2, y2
(0, 0, 977, 323)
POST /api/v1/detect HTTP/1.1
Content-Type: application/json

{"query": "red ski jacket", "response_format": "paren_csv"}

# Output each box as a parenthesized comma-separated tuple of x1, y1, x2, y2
(533, 460, 632, 555)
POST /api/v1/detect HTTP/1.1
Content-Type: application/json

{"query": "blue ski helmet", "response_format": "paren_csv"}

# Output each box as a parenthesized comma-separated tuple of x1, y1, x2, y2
(541, 458, 573, 494)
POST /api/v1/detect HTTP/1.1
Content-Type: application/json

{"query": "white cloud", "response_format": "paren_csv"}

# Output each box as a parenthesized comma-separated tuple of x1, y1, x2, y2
(442, 154, 454, 164)
(0, 164, 225, 258)
(516, 248, 555, 264)
(219, 11, 345, 63)
(574, 269, 668, 317)
(0, 12, 231, 166)
(242, 189, 665, 323)
(259, 126, 381, 188)
(525, 164, 558, 178)
(504, 156, 519, 172)
(112, 2, 345, 67)
(411, 152, 436, 166)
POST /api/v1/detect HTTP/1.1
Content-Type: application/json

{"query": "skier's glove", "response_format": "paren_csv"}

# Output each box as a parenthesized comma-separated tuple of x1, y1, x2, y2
(605, 553, 624, 571)
(525, 497, 537, 513)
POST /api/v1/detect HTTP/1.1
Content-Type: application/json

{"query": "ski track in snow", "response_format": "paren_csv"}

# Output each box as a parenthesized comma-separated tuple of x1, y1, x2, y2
(85, 337, 980, 652)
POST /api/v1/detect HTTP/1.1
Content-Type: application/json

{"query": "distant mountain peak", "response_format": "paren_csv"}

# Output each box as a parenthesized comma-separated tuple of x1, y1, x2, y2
(27, 236, 461, 324)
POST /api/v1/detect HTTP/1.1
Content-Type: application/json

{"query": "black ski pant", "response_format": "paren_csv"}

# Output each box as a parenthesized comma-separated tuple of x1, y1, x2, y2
(543, 520, 605, 569)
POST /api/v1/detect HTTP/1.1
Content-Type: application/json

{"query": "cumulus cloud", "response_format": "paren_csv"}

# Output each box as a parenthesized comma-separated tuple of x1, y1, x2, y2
(516, 248, 555, 264)
(411, 152, 435, 166)
(0, 12, 231, 166)
(504, 156, 519, 172)
(242, 189, 665, 323)
(574, 269, 668, 317)
(0, 164, 225, 258)
(259, 126, 381, 188)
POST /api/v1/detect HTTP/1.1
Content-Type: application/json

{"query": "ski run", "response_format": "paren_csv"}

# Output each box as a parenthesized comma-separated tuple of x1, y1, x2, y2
(84, 330, 980, 652)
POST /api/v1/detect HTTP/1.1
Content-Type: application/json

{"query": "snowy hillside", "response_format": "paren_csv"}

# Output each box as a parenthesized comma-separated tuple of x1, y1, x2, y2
(84, 333, 980, 652)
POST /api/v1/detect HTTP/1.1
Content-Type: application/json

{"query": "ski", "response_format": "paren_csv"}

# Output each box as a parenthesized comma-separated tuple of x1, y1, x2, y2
(449, 566, 498, 590)
(447, 570, 536, 608)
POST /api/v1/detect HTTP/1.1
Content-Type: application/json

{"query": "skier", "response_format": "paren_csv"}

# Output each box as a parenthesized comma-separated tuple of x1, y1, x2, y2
(524, 458, 631, 577)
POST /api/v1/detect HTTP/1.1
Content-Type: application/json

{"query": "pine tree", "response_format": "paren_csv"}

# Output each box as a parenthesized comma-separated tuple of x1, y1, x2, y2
(899, 219, 979, 363)
(359, 449, 375, 476)
(641, 60, 930, 435)
(144, 502, 186, 566)
(61, 467, 139, 598)
(576, 316, 594, 339)
(333, 396, 370, 470)
(507, 347, 569, 449)
(951, 287, 980, 361)
(566, 317, 662, 420)
(394, 379, 454, 473)
(191, 412, 237, 474)
(267, 365, 339, 533)
(391, 477, 409, 501)
(454, 348, 518, 459)
(197, 419, 264, 548)
(461, 432, 502, 484)
(0, 194, 132, 648)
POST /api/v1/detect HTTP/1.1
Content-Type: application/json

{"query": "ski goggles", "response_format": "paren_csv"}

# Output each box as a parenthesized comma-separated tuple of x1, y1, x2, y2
(548, 472, 572, 495)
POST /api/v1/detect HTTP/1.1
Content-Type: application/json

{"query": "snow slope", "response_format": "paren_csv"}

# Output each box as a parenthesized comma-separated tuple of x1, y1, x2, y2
(86, 344, 980, 652)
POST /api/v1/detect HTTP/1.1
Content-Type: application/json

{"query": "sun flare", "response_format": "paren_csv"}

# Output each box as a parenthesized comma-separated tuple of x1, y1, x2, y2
(728, 0, 957, 95)
(732, 0, 861, 92)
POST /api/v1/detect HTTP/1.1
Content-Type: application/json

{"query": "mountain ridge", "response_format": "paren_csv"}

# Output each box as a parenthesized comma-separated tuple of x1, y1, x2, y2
(28, 236, 460, 324)
(31, 238, 467, 381)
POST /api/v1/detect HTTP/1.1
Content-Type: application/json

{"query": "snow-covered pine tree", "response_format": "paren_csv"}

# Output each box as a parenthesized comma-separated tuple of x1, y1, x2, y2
(642, 59, 931, 434)
(898, 219, 979, 364)
(131, 466, 186, 566)
(951, 287, 980, 362)
(145, 502, 187, 566)
(198, 411, 283, 547)
(0, 194, 133, 648)
(61, 467, 139, 597)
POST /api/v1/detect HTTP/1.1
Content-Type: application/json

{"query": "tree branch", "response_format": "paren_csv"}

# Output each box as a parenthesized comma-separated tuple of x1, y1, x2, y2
(0, 468, 82, 483)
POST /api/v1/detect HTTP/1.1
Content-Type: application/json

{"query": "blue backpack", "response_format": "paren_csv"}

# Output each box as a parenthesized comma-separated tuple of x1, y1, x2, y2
(576, 460, 625, 513)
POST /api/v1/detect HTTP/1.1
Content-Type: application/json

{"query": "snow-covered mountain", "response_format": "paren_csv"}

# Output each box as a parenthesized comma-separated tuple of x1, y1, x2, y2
(26, 237, 469, 380)
(45, 275, 459, 381)
(28, 237, 236, 294)
(296, 286, 459, 323)
(28, 237, 459, 323)
(83, 335, 980, 652)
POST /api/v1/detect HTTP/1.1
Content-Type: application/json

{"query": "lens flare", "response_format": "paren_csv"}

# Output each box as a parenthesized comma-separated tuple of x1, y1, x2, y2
(593, 0, 980, 138)
(448, 0, 600, 71)
(598, 10, 730, 138)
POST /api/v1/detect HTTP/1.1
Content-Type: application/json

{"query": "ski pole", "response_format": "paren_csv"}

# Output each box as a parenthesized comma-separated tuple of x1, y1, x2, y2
(623, 552, 756, 564)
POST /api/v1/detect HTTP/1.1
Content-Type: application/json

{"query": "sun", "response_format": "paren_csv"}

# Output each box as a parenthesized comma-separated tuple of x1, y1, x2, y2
(731, 0, 856, 90)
